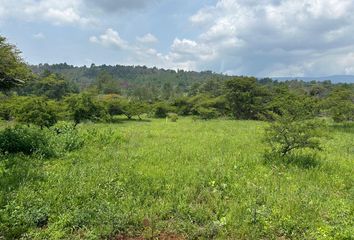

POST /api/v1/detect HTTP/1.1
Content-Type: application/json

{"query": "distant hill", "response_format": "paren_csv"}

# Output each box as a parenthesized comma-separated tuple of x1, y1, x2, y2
(272, 75, 354, 83)
(30, 63, 353, 89)
(30, 63, 232, 91)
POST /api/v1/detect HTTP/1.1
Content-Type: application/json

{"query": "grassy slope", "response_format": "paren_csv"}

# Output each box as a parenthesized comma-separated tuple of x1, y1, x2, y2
(0, 119, 353, 239)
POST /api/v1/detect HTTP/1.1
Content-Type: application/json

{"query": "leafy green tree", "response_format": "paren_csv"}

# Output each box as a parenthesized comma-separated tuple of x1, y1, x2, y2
(173, 97, 194, 116)
(265, 115, 325, 157)
(121, 100, 148, 120)
(14, 97, 58, 129)
(19, 73, 78, 100)
(100, 94, 125, 116)
(323, 86, 354, 122)
(95, 70, 119, 94)
(0, 96, 15, 120)
(0, 36, 32, 90)
(265, 88, 319, 121)
(196, 107, 219, 120)
(154, 102, 173, 118)
(191, 94, 228, 117)
(64, 93, 107, 126)
(225, 77, 267, 119)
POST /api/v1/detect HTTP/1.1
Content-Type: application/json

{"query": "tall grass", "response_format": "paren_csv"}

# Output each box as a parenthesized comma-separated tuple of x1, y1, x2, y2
(0, 118, 353, 239)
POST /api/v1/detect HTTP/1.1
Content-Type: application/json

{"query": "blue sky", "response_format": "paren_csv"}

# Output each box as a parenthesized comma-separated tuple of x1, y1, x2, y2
(1, 0, 354, 77)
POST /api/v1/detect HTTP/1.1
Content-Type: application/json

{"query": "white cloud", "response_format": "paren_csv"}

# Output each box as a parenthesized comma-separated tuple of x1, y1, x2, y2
(90, 28, 129, 50)
(170, 38, 216, 62)
(33, 33, 45, 40)
(84, 0, 161, 12)
(184, 0, 354, 76)
(0, 0, 96, 26)
(136, 33, 158, 44)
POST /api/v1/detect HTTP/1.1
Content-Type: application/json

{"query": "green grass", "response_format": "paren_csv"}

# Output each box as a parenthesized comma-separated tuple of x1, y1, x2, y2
(0, 118, 353, 239)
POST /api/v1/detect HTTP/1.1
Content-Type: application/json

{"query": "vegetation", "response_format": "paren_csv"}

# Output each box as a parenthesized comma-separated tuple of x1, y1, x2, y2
(1, 119, 353, 239)
(0, 36, 32, 90)
(0, 35, 353, 239)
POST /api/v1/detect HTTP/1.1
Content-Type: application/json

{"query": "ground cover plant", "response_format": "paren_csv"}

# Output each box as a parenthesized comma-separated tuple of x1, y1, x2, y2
(0, 118, 353, 239)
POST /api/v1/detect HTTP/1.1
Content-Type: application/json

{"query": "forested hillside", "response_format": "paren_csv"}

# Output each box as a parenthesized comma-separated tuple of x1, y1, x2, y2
(30, 63, 231, 99)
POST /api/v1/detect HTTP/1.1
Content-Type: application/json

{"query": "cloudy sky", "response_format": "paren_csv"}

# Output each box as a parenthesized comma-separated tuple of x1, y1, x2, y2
(1, 0, 354, 77)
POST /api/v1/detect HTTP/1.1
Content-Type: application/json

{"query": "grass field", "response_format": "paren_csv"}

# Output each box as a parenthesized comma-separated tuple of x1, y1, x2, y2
(0, 118, 353, 239)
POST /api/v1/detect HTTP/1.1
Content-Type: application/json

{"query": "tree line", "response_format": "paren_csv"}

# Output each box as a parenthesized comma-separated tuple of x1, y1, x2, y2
(1, 35, 353, 129)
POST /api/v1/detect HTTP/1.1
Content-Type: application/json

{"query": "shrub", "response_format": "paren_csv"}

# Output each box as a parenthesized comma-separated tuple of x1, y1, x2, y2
(0, 99, 13, 121)
(197, 107, 219, 120)
(264, 115, 326, 157)
(0, 125, 54, 157)
(168, 113, 178, 122)
(14, 97, 58, 129)
(154, 103, 171, 118)
(64, 93, 107, 126)
(51, 121, 84, 152)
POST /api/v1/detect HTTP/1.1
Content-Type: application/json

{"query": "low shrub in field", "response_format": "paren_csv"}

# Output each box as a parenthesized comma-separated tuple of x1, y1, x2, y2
(0, 123, 84, 158)
(168, 113, 178, 122)
(264, 114, 326, 157)
(197, 107, 219, 120)
(154, 103, 172, 118)
(0, 125, 54, 157)
(51, 121, 84, 153)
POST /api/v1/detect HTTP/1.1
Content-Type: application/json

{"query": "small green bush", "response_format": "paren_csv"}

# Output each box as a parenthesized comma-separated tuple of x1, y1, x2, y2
(197, 107, 219, 120)
(51, 121, 84, 152)
(168, 113, 178, 122)
(264, 115, 326, 157)
(0, 125, 54, 157)
(154, 103, 171, 118)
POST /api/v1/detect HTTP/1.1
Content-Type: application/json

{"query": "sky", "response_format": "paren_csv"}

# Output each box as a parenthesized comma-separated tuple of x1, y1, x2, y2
(1, 0, 354, 77)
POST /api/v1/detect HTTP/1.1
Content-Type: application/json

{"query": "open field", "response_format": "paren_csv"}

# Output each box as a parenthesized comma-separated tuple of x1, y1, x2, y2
(0, 119, 353, 239)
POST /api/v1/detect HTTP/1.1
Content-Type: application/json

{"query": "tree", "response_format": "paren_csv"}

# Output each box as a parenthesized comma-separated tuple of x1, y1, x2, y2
(121, 100, 148, 120)
(14, 97, 58, 129)
(225, 77, 267, 119)
(19, 73, 78, 100)
(264, 110, 325, 157)
(0, 36, 32, 90)
(64, 93, 107, 126)
(0, 97, 14, 120)
(100, 94, 125, 116)
(196, 107, 219, 120)
(154, 102, 172, 118)
(265, 88, 319, 121)
(95, 70, 119, 94)
(323, 86, 354, 122)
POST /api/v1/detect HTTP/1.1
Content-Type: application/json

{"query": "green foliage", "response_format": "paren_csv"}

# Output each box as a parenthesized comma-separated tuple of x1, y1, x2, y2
(51, 121, 84, 152)
(0, 125, 54, 157)
(323, 86, 354, 122)
(330, 101, 354, 122)
(0, 98, 13, 121)
(225, 77, 268, 119)
(173, 97, 194, 115)
(167, 113, 178, 122)
(14, 97, 58, 128)
(196, 107, 219, 120)
(20, 73, 78, 100)
(154, 102, 172, 118)
(0, 36, 32, 90)
(0, 119, 352, 239)
(191, 94, 228, 117)
(64, 93, 107, 125)
(100, 94, 125, 116)
(266, 91, 319, 121)
(265, 115, 326, 157)
(121, 100, 148, 120)
(95, 70, 120, 94)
